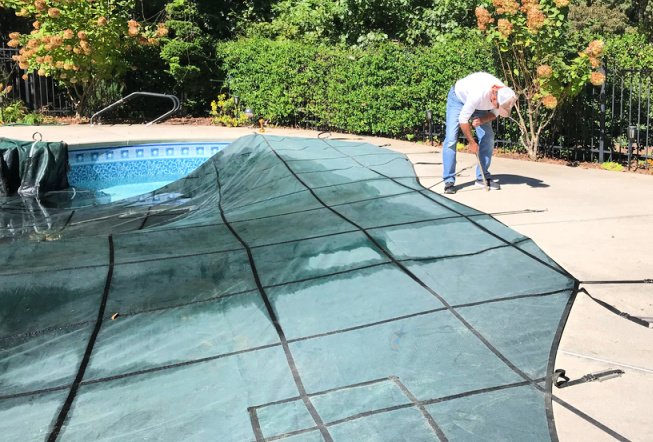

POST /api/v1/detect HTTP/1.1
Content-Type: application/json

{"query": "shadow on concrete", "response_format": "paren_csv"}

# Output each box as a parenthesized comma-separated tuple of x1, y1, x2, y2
(455, 173, 549, 191)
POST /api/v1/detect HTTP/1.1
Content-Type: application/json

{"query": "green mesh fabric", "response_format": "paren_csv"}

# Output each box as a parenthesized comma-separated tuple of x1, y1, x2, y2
(0, 134, 576, 441)
(0, 137, 69, 197)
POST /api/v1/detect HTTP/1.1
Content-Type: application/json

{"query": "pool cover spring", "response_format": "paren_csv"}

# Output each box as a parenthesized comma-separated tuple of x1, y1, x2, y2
(0, 134, 577, 441)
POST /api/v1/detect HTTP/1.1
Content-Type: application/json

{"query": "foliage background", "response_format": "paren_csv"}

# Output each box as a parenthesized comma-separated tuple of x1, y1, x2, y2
(1, 0, 653, 141)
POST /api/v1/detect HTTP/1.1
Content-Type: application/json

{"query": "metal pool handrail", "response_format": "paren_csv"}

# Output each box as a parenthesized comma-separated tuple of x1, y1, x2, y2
(90, 92, 180, 126)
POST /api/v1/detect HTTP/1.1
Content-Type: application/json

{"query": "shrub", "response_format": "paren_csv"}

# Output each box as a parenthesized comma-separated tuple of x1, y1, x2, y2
(210, 94, 248, 127)
(0, 99, 44, 125)
(216, 34, 494, 137)
(600, 161, 624, 171)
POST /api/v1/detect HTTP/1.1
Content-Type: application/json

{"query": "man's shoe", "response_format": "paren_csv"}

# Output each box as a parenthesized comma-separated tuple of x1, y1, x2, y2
(475, 179, 500, 190)
(444, 182, 456, 194)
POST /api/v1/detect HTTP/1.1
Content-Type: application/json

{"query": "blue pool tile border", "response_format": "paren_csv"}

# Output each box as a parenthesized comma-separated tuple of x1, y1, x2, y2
(68, 142, 229, 166)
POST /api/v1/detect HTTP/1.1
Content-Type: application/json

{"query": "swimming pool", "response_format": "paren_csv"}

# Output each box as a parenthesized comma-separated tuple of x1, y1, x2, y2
(67, 142, 230, 201)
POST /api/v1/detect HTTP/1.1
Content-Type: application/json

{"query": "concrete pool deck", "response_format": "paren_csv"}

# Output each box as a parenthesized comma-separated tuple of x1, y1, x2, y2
(2, 124, 652, 441)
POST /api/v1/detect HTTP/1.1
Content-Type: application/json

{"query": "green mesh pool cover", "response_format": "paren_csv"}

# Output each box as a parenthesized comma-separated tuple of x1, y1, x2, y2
(0, 134, 577, 441)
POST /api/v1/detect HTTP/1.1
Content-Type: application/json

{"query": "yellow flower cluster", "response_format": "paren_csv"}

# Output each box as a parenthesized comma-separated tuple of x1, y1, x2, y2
(553, 0, 569, 7)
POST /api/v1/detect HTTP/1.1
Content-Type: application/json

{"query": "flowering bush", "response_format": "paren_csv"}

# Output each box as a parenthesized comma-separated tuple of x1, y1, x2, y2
(1, 0, 168, 117)
(476, 0, 605, 159)
(210, 95, 248, 127)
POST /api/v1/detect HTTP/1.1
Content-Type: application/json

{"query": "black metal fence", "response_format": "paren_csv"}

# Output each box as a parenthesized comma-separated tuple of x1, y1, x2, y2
(0, 44, 73, 116)
(2, 41, 652, 167)
(427, 65, 653, 168)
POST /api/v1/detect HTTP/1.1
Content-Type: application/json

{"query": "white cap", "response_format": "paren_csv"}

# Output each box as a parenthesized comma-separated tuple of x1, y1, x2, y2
(497, 87, 516, 117)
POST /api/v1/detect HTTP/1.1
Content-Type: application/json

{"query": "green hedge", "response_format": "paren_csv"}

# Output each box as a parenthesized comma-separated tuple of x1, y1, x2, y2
(216, 35, 495, 137)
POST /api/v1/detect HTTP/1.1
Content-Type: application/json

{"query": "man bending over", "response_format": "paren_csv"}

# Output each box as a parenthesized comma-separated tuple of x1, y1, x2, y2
(442, 72, 516, 194)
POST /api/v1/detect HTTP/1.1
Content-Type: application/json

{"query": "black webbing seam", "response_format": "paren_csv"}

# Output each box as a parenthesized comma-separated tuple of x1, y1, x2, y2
(543, 282, 579, 442)
(262, 134, 541, 386)
(211, 159, 333, 442)
(389, 376, 448, 441)
(260, 377, 547, 442)
(551, 395, 631, 442)
(60, 210, 75, 232)
(0, 206, 526, 279)
(0, 288, 259, 343)
(250, 377, 390, 411)
(579, 288, 651, 328)
(0, 342, 283, 402)
(79, 342, 282, 387)
(284, 151, 400, 163)
(138, 206, 152, 230)
(0, 384, 70, 401)
(321, 137, 575, 281)
(271, 136, 600, 437)
(0, 285, 568, 354)
(1, 288, 569, 403)
(263, 262, 390, 289)
(326, 140, 630, 442)
(216, 175, 415, 220)
(0, 245, 245, 277)
(116, 288, 259, 318)
(47, 235, 115, 442)
(9, 196, 541, 242)
(287, 307, 448, 344)
(0, 319, 96, 343)
(248, 407, 265, 442)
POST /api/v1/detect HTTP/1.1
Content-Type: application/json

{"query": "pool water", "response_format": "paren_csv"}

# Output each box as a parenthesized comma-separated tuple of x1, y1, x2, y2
(100, 181, 173, 201)
(68, 142, 229, 202)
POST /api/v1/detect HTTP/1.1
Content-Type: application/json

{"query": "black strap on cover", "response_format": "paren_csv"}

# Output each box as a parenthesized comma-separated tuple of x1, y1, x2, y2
(553, 368, 625, 389)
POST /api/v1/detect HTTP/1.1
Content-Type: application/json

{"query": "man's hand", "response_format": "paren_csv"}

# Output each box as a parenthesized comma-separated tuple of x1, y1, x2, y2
(468, 141, 479, 154)
(471, 117, 481, 128)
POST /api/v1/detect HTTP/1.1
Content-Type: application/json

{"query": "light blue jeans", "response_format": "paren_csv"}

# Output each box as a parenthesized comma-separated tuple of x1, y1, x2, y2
(442, 87, 495, 183)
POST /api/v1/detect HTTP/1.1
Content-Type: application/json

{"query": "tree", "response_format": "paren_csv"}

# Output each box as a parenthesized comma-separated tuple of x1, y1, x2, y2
(476, 0, 605, 159)
(1, 0, 167, 117)
(159, 0, 221, 113)
(239, 0, 478, 46)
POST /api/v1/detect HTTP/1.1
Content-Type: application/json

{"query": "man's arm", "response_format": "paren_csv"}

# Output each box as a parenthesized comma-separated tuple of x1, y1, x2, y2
(472, 112, 497, 126)
(459, 122, 478, 153)
(462, 112, 497, 153)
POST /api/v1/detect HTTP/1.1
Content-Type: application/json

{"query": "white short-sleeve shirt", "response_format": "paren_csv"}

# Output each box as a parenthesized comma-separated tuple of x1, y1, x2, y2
(454, 72, 505, 124)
